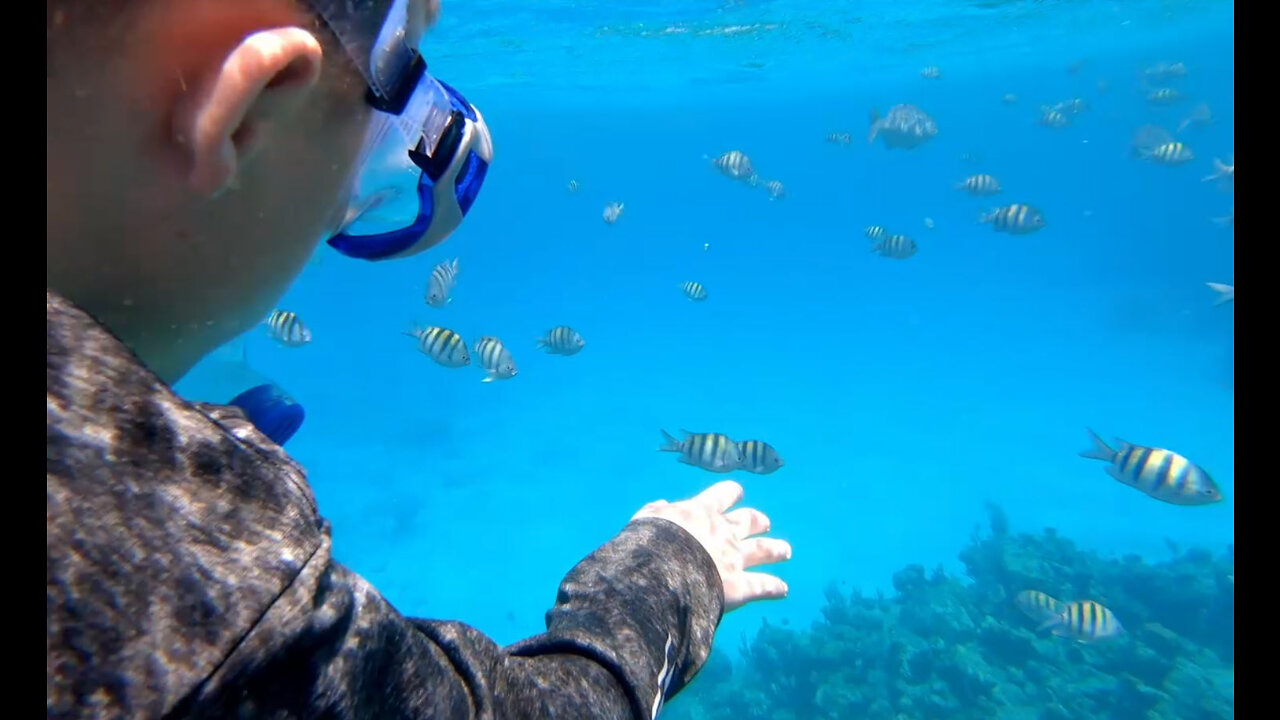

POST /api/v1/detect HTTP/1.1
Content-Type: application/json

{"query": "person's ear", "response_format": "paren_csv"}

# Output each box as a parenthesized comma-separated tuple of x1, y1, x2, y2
(174, 27, 323, 196)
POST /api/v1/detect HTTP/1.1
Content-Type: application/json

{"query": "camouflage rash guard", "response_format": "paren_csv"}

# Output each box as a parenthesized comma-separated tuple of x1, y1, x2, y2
(46, 290, 724, 720)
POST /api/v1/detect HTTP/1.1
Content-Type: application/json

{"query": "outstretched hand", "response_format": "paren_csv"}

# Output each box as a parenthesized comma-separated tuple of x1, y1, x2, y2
(632, 480, 791, 612)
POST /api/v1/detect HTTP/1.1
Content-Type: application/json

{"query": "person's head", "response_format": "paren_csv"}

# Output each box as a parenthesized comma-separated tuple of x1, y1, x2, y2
(47, 0, 486, 384)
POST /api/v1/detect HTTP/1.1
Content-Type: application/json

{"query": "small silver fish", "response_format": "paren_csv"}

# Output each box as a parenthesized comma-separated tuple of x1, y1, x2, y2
(264, 310, 312, 348)
(865, 225, 889, 241)
(764, 180, 786, 200)
(536, 326, 587, 355)
(426, 258, 460, 308)
(603, 202, 625, 224)
(659, 429, 743, 473)
(567, 179, 580, 193)
(474, 336, 518, 382)
(404, 326, 470, 368)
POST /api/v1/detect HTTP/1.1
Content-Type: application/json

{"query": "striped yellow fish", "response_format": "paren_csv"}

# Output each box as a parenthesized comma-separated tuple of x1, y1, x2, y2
(957, 174, 1002, 195)
(1080, 428, 1223, 505)
(1147, 87, 1183, 105)
(264, 310, 312, 348)
(537, 326, 586, 355)
(659, 429, 743, 473)
(1014, 590, 1066, 624)
(712, 150, 755, 180)
(1039, 108, 1070, 128)
(979, 203, 1046, 234)
(474, 336, 517, 382)
(682, 281, 709, 301)
(1038, 599, 1124, 643)
(865, 225, 889, 241)
(871, 234, 917, 259)
(1141, 141, 1194, 164)
(736, 440, 785, 474)
(404, 326, 470, 368)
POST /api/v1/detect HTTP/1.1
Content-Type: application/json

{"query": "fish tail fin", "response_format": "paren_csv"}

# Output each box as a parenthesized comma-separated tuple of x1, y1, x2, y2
(1201, 157, 1229, 182)
(1080, 428, 1116, 462)
(535, 337, 546, 349)
(978, 209, 994, 224)
(659, 429, 682, 453)
(1206, 282, 1234, 305)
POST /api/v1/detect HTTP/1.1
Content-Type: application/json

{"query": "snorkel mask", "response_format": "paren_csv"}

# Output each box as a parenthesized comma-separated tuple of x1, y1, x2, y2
(304, 0, 492, 261)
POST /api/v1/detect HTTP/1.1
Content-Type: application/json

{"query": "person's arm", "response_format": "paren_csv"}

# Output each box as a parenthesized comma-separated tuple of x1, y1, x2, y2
(46, 289, 723, 720)
(185, 516, 722, 720)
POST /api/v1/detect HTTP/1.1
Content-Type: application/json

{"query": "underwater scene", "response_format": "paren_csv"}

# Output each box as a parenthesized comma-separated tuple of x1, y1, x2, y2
(175, 0, 1235, 718)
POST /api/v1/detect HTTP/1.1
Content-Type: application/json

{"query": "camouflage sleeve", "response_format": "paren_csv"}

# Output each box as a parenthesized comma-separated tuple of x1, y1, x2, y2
(46, 290, 724, 720)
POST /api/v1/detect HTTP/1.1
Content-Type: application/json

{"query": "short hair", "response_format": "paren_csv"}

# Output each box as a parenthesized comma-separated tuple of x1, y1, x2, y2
(46, 0, 358, 84)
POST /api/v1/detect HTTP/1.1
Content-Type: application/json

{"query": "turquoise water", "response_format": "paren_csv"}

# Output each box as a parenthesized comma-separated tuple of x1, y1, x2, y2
(176, 0, 1233, 711)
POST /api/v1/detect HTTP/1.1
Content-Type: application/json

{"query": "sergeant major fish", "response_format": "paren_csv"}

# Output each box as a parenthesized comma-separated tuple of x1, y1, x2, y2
(957, 174, 1002, 196)
(979, 204, 1046, 234)
(404, 325, 470, 368)
(868, 104, 938, 149)
(659, 429, 743, 473)
(682, 281, 709, 301)
(736, 440, 785, 474)
(474, 336, 517, 382)
(264, 310, 312, 348)
(871, 234, 917, 259)
(1079, 428, 1223, 506)
(537, 326, 587, 355)
(426, 258, 459, 308)
(1035, 597, 1124, 643)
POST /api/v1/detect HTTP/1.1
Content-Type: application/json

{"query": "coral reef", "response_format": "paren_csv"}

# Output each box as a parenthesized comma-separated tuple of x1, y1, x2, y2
(665, 505, 1234, 720)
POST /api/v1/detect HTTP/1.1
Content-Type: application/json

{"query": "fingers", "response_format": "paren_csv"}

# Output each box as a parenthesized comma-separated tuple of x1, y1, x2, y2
(694, 479, 743, 514)
(724, 571, 789, 612)
(724, 507, 770, 539)
(630, 499, 669, 521)
(738, 536, 792, 568)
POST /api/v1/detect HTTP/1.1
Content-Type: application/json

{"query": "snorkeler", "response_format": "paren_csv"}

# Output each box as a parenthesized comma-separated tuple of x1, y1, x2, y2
(47, 1, 791, 717)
